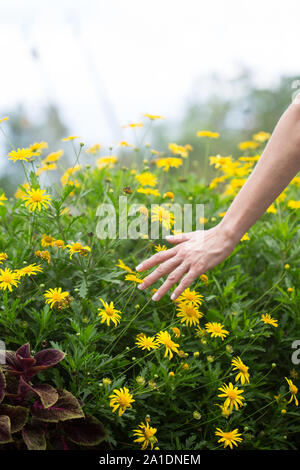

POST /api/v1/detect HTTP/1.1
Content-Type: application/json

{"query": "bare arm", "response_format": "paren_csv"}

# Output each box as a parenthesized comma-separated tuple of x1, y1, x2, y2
(136, 98, 300, 301)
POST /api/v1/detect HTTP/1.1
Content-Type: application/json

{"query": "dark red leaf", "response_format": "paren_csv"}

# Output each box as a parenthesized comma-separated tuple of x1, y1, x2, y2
(0, 370, 5, 404)
(18, 376, 59, 408)
(0, 415, 12, 444)
(0, 404, 28, 433)
(64, 415, 106, 446)
(33, 348, 65, 370)
(22, 422, 46, 450)
(32, 390, 84, 423)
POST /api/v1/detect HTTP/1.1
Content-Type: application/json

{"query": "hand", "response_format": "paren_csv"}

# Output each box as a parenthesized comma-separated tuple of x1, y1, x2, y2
(135, 223, 238, 301)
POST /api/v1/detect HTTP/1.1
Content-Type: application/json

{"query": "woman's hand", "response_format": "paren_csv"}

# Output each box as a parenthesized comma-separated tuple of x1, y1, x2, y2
(135, 223, 238, 301)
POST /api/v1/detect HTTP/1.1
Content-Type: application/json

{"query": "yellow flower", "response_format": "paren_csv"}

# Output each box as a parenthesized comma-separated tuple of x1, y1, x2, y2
(137, 187, 161, 196)
(285, 377, 298, 406)
(97, 156, 118, 169)
(171, 327, 180, 338)
(66, 242, 91, 259)
(36, 164, 57, 176)
(154, 244, 167, 252)
(98, 298, 121, 327)
(53, 239, 65, 250)
(23, 188, 51, 212)
(122, 122, 143, 129)
(155, 157, 183, 172)
(151, 206, 175, 230)
(176, 303, 203, 327)
(287, 200, 300, 209)
(218, 382, 245, 411)
(0, 117, 9, 124)
(261, 313, 278, 327)
(15, 263, 43, 279)
(200, 274, 209, 285)
(266, 204, 277, 214)
(125, 274, 144, 284)
(44, 287, 70, 309)
(29, 141, 48, 154)
(240, 232, 250, 241)
(136, 172, 157, 187)
(215, 428, 243, 449)
(85, 144, 100, 154)
(116, 259, 134, 273)
(35, 250, 51, 263)
(252, 131, 271, 143)
(143, 114, 165, 120)
(15, 183, 30, 199)
(205, 322, 229, 340)
(216, 404, 232, 418)
(231, 357, 250, 385)
(0, 193, 7, 206)
(7, 148, 35, 162)
(41, 234, 56, 247)
(136, 333, 159, 351)
(0, 268, 20, 292)
(176, 288, 203, 307)
(61, 136, 80, 142)
(109, 387, 135, 416)
(156, 331, 179, 360)
(102, 377, 112, 386)
(0, 253, 8, 264)
(168, 143, 193, 158)
(118, 141, 134, 147)
(42, 150, 64, 164)
(197, 130, 220, 139)
(238, 141, 260, 150)
(163, 191, 174, 200)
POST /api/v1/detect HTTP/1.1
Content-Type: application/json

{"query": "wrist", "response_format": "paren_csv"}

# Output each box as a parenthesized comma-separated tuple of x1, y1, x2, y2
(218, 217, 244, 247)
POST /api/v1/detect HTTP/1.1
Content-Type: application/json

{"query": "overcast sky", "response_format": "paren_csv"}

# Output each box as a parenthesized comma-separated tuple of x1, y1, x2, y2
(0, 0, 299, 144)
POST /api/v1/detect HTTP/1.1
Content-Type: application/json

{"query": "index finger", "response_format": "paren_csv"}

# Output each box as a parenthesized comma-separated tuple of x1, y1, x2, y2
(136, 246, 177, 272)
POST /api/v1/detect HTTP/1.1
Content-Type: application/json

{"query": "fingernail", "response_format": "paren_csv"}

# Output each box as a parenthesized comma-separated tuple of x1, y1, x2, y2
(171, 293, 176, 300)
(152, 293, 159, 301)
(138, 284, 144, 290)
(136, 264, 142, 271)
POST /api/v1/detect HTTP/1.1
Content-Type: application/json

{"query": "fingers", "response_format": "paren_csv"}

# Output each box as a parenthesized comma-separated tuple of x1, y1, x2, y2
(138, 256, 181, 291)
(165, 233, 191, 244)
(151, 263, 189, 301)
(136, 246, 177, 272)
(170, 269, 198, 301)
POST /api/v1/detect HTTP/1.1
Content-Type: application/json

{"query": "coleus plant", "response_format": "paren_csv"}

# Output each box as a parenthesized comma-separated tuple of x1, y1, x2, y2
(0, 343, 106, 450)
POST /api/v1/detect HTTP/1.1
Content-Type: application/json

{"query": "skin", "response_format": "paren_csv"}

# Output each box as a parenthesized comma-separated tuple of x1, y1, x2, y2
(136, 96, 300, 301)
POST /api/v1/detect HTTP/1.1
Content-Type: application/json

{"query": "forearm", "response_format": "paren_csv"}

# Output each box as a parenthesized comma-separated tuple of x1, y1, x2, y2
(220, 101, 300, 243)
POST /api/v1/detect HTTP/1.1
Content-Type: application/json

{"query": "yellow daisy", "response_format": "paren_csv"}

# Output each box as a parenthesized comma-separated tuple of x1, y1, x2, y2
(23, 188, 51, 212)
(218, 382, 245, 411)
(109, 387, 135, 416)
(156, 330, 179, 360)
(98, 298, 121, 327)
(205, 322, 229, 340)
(215, 428, 243, 449)
(0, 268, 20, 292)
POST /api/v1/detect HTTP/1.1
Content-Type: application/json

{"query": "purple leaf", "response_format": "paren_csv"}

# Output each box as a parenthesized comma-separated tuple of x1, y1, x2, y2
(64, 415, 106, 446)
(0, 415, 12, 444)
(22, 422, 46, 450)
(16, 343, 31, 359)
(0, 404, 28, 433)
(32, 390, 84, 423)
(0, 370, 5, 404)
(33, 348, 65, 370)
(18, 376, 59, 409)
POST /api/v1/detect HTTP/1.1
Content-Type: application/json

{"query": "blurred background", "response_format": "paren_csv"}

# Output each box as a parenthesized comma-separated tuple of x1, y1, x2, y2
(1, 0, 300, 195)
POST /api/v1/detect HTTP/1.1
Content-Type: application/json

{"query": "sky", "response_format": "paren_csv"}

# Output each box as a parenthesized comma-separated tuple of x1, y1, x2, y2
(0, 0, 299, 144)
